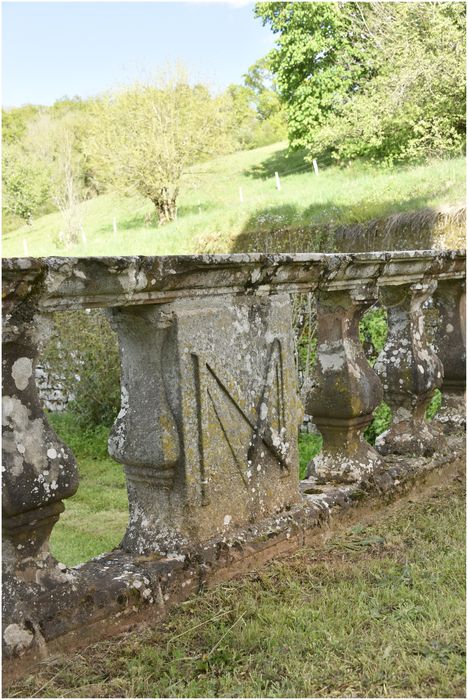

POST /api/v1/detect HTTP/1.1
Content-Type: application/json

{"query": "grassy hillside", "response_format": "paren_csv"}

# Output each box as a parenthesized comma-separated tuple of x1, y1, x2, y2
(3, 142, 465, 257)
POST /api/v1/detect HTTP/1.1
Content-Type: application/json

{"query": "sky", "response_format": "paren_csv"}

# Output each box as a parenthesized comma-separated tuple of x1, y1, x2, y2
(2, 1, 277, 107)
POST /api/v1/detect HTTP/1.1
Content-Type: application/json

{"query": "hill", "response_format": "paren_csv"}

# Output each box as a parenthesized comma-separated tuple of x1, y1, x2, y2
(2, 142, 465, 258)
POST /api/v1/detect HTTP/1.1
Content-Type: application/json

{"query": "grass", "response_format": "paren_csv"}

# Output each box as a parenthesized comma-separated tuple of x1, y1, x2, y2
(48, 414, 128, 566)
(3, 142, 465, 257)
(8, 468, 465, 698)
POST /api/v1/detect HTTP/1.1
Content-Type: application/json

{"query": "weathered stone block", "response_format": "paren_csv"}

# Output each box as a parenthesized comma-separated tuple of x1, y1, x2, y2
(108, 293, 303, 554)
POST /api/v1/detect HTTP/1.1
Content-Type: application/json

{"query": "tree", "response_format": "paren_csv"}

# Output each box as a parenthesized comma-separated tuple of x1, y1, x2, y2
(2, 143, 50, 223)
(244, 56, 288, 145)
(24, 111, 85, 243)
(255, 2, 466, 163)
(87, 71, 233, 225)
(2, 104, 40, 145)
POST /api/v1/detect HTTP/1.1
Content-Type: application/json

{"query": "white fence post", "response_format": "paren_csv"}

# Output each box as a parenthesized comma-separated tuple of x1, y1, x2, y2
(275, 171, 281, 191)
(313, 159, 319, 176)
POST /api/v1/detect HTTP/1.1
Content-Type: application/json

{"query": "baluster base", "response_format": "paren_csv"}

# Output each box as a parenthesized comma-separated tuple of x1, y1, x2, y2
(435, 387, 466, 433)
(375, 402, 444, 457)
(310, 416, 383, 484)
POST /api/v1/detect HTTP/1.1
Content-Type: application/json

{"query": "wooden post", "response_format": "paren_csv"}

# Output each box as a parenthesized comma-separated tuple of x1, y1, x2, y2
(275, 172, 281, 191)
(239, 187, 244, 204)
(313, 159, 319, 176)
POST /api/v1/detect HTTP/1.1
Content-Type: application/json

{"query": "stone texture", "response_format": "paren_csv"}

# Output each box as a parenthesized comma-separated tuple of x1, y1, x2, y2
(305, 286, 383, 484)
(108, 294, 303, 554)
(432, 279, 466, 431)
(2, 250, 465, 668)
(374, 281, 444, 456)
(3, 431, 465, 679)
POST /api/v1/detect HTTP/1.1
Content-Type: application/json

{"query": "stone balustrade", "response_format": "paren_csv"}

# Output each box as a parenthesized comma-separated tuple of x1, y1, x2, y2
(2, 250, 466, 667)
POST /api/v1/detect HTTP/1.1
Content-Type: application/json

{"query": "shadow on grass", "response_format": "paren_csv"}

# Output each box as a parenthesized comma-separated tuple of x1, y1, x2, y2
(243, 146, 336, 180)
(244, 147, 309, 180)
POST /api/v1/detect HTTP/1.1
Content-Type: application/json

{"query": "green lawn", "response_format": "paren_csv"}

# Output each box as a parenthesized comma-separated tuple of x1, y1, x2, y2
(10, 467, 465, 698)
(3, 142, 465, 257)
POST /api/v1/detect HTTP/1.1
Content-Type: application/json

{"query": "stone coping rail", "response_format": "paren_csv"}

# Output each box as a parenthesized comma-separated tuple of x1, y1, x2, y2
(2, 250, 466, 673)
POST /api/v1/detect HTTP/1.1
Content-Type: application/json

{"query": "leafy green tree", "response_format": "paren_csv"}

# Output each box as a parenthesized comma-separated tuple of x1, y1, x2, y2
(244, 56, 288, 145)
(24, 111, 86, 243)
(226, 84, 258, 149)
(2, 143, 50, 223)
(256, 2, 466, 163)
(87, 72, 233, 224)
(2, 105, 40, 145)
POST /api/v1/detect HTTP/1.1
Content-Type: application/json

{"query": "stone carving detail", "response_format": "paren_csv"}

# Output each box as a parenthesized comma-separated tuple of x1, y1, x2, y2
(109, 294, 302, 555)
(432, 279, 466, 431)
(374, 281, 444, 455)
(305, 287, 383, 484)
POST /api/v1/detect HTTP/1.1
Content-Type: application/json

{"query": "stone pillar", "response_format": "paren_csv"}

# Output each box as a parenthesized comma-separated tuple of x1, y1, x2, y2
(305, 287, 383, 484)
(2, 302, 79, 657)
(432, 279, 466, 431)
(374, 281, 444, 456)
(108, 293, 303, 556)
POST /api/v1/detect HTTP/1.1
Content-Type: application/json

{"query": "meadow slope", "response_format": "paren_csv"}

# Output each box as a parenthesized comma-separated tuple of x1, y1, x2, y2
(3, 142, 465, 257)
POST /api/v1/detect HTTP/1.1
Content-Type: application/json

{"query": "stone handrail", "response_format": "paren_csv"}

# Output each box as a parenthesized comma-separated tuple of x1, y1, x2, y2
(2, 250, 466, 664)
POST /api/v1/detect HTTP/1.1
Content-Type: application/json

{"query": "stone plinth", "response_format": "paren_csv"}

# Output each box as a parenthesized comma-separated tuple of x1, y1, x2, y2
(108, 294, 303, 554)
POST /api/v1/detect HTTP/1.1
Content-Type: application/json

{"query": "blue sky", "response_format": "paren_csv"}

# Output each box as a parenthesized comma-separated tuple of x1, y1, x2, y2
(2, 1, 276, 107)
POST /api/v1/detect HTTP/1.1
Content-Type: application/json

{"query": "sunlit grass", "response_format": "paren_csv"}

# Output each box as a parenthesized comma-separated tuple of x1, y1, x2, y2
(3, 142, 465, 257)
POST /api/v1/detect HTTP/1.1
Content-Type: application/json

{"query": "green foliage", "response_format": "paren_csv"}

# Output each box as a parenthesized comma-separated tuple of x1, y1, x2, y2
(48, 413, 127, 566)
(359, 307, 388, 362)
(2, 142, 51, 222)
(256, 2, 466, 164)
(427, 389, 442, 420)
(365, 402, 392, 445)
(298, 432, 322, 479)
(2, 104, 40, 144)
(86, 70, 234, 224)
(42, 310, 121, 430)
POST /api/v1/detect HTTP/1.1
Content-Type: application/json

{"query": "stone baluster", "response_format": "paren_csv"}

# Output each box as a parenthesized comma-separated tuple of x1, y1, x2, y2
(374, 280, 444, 456)
(108, 293, 303, 555)
(305, 286, 383, 484)
(431, 279, 466, 431)
(2, 291, 79, 655)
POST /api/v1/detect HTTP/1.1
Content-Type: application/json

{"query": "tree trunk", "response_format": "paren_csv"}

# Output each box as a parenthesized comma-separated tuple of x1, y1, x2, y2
(153, 188, 177, 225)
